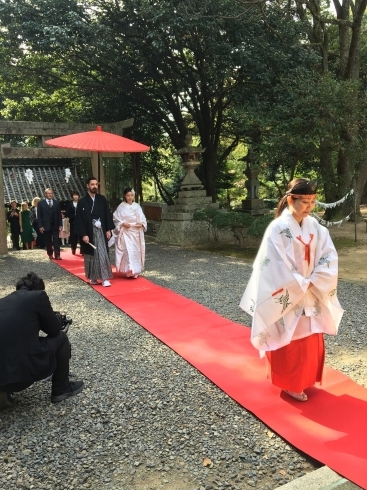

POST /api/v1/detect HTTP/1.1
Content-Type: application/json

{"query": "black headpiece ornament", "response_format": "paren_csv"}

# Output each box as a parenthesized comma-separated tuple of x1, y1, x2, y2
(286, 180, 317, 198)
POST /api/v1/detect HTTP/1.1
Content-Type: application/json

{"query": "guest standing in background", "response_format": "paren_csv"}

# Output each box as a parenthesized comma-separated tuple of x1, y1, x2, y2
(19, 202, 33, 250)
(37, 188, 63, 260)
(59, 212, 70, 246)
(75, 177, 114, 287)
(30, 197, 45, 249)
(65, 190, 81, 255)
(113, 188, 147, 278)
(7, 201, 21, 250)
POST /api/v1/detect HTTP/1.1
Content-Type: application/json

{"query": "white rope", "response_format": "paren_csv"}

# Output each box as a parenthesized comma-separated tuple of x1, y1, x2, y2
(311, 212, 352, 228)
(315, 189, 354, 209)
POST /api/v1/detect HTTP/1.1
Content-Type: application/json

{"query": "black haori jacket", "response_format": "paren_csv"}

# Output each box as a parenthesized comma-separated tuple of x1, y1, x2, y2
(75, 193, 114, 256)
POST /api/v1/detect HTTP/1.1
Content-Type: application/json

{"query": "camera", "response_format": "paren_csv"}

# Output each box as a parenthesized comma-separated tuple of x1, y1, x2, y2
(55, 312, 73, 334)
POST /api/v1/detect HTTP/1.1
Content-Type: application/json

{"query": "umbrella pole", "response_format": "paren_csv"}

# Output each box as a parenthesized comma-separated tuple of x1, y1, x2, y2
(98, 152, 101, 193)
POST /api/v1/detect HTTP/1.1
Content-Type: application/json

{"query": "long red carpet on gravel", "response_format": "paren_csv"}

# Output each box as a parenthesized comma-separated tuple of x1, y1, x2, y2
(57, 251, 367, 489)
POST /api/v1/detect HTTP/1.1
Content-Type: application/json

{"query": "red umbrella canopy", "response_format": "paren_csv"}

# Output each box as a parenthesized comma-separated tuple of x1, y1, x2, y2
(45, 126, 150, 153)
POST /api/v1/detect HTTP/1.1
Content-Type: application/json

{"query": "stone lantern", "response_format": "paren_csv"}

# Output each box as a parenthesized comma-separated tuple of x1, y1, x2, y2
(241, 149, 268, 216)
(175, 133, 205, 191)
(156, 133, 219, 245)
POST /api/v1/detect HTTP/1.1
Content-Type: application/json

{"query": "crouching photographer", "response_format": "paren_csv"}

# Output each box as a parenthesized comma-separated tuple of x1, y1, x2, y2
(0, 272, 84, 409)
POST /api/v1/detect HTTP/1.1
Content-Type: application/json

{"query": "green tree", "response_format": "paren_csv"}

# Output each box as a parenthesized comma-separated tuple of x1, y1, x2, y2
(292, 0, 367, 217)
(0, 0, 317, 201)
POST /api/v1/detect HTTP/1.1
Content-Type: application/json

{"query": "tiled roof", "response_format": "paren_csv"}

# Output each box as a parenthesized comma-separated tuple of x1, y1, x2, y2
(2, 166, 85, 204)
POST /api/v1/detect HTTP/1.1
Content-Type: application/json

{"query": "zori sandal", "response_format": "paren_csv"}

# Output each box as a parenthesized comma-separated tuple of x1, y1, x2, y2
(283, 390, 308, 402)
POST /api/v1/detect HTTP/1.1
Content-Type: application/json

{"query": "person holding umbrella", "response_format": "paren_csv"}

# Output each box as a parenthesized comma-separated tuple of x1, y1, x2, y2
(75, 177, 114, 287)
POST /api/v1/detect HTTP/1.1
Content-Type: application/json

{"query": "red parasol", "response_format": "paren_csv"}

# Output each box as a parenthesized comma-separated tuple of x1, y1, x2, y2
(45, 125, 150, 186)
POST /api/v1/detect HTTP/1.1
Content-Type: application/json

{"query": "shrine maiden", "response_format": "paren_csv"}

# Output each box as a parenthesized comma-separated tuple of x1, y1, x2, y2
(240, 178, 344, 402)
(113, 188, 147, 278)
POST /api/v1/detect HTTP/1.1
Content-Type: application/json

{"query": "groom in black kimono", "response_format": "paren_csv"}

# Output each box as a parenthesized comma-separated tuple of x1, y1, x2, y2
(75, 177, 115, 287)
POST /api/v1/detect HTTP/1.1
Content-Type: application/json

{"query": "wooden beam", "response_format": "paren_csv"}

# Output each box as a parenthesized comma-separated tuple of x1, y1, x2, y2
(1, 147, 94, 158)
(0, 119, 134, 136)
(1, 147, 130, 159)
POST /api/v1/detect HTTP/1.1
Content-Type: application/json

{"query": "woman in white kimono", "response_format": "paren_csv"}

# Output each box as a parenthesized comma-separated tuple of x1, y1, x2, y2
(240, 178, 344, 402)
(113, 188, 147, 278)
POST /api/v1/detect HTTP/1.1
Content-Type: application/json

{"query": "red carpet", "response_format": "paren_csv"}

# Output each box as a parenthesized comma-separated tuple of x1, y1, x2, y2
(56, 251, 367, 489)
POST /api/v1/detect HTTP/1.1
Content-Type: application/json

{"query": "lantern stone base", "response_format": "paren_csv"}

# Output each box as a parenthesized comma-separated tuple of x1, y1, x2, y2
(156, 189, 218, 246)
(156, 218, 210, 246)
(241, 198, 269, 216)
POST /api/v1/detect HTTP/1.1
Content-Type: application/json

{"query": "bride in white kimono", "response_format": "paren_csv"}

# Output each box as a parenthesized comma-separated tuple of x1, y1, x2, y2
(113, 188, 147, 278)
(240, 178, 344, 402)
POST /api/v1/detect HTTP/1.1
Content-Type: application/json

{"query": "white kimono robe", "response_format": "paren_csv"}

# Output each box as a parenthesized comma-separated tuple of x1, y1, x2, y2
(113, 202, 147, 275)
(240, 209, 344, 356)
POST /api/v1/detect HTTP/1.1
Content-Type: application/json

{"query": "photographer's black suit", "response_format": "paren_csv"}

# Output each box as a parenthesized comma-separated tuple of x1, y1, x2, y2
(37, 199, 62, 258)
(0, 288, 70, 394)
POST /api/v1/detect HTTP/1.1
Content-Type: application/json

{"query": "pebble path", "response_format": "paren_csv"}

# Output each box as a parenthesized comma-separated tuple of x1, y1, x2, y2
(0, 243, 365, 490)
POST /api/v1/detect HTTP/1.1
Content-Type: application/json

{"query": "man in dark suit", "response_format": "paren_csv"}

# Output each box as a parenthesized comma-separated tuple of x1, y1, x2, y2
(65, 190, 81, 255)
(37, 188, 63, 260)
(0, 272, 84, 408)
(7, 200, 21, 250)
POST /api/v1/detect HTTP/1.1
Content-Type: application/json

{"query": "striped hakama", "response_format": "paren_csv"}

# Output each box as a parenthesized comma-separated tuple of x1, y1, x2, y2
(84, 224, 113, 282)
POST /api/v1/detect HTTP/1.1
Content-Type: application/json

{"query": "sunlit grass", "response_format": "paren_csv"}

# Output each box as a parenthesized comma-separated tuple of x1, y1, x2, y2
(194, 244, 259, 262)
(195, 235, 362, 259)
(332, 237, 360, 251)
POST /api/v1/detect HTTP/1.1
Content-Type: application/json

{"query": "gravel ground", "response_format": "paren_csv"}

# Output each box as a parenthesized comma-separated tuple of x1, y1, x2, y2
(0, 243, 365, 490)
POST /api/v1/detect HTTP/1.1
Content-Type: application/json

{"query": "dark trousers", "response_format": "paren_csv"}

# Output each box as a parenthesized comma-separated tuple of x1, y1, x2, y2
(69, 222, 80, 253)
(44, 229, 61, 258)
(32, 220, 45, 249)
(11, 232, 20, 250)
(1, 331, 70, 395)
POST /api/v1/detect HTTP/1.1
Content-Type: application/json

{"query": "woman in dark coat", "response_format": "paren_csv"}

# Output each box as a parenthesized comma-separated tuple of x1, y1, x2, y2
(7, 200, 21, 250)
(20, 202, 33, 250)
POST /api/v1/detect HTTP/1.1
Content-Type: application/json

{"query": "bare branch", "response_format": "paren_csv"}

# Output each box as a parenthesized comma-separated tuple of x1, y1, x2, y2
(296, 0, 353, 26)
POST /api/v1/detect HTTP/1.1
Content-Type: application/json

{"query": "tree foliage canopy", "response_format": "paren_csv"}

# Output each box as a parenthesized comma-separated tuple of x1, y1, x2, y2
(0, 0, 318, 198)
(0, 0, 366, 212)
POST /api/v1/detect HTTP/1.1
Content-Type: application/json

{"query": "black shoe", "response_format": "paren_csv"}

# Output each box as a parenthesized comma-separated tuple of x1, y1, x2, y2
(48, 255, 53, 260)
(54, 256, 62, 260)
(0, 391, 15, 409)
(71, 250, 76, 255)
(51, 381, 84, 403)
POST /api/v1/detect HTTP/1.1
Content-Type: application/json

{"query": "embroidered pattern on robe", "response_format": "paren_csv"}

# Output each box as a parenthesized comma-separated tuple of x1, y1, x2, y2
(239, 208, 344, 356)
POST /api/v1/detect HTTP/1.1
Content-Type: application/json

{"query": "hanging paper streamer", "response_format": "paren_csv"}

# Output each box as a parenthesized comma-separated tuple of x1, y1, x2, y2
(316, 189, 354, 209)
(311, 212, 352, 228)
(65, 168, 71, 183)
(24, 168, 34, 185)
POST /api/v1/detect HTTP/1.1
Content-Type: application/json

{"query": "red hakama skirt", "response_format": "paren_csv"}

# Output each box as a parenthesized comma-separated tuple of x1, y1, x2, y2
(266, 333, 325, 393)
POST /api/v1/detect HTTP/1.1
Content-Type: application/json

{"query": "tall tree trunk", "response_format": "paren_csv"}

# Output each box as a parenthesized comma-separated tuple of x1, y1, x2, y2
(131, 154, 143, 203)
(296, 0, 367, 220)
(355, 159, 367, 212)
(319, 138, 337, 202)
(202, 145, 217, 202)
